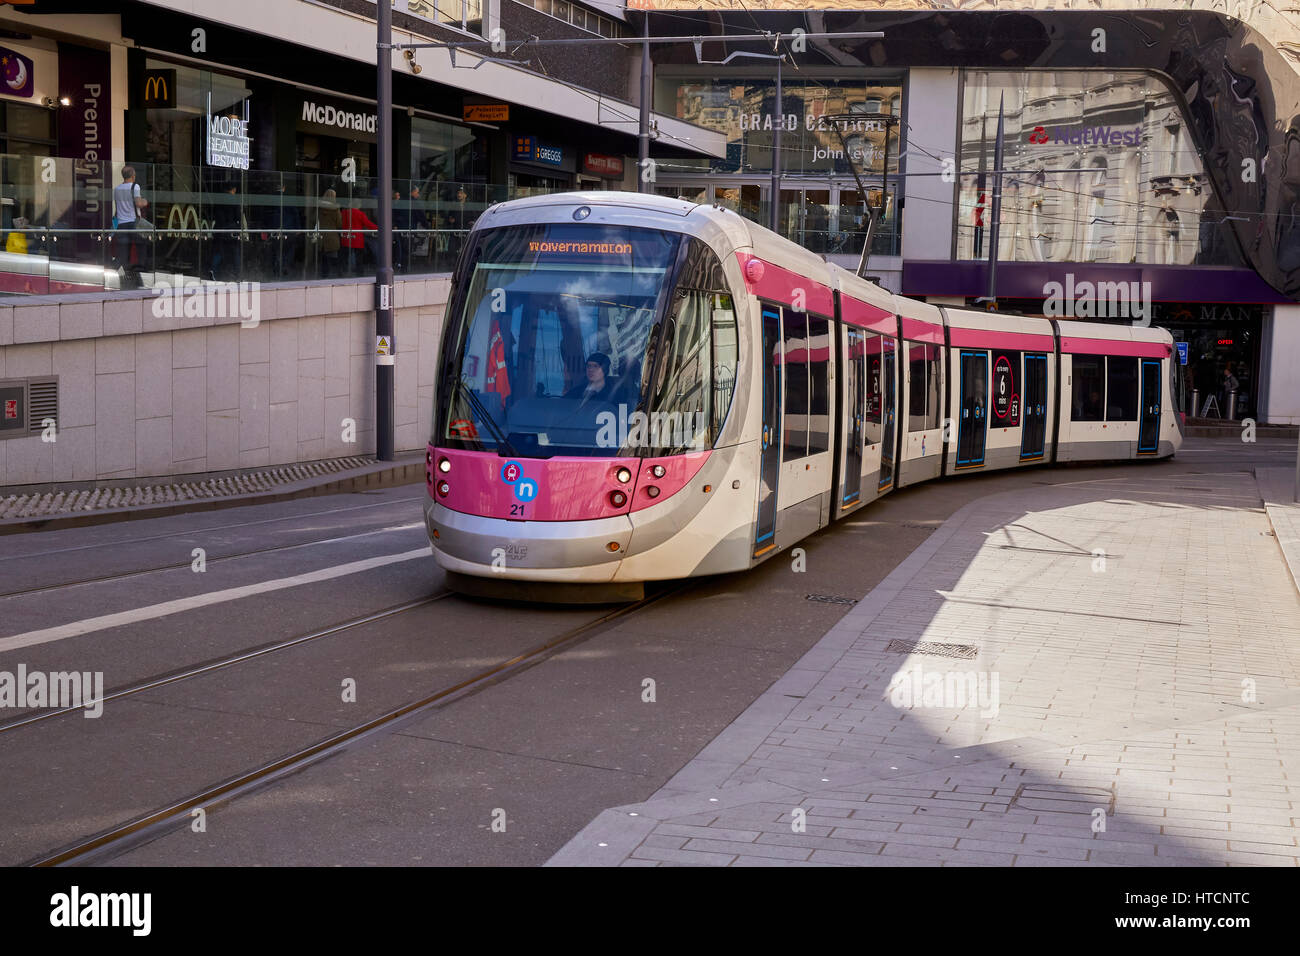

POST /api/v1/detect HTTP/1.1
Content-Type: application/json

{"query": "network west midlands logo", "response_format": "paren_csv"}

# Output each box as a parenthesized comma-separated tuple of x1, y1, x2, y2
(1028, 124, 1141, 147)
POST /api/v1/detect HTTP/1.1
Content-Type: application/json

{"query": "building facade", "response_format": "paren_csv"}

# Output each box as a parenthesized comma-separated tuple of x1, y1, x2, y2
(0, 0, 722, 290)
(645, 3, 1300, 425)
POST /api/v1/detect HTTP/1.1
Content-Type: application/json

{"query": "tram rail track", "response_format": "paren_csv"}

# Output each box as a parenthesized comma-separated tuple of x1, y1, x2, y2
(25, 583, 684, 866)
(0, 516, 429, 599)
(0, 594, 453, 734)
(0, 494, 426, 567)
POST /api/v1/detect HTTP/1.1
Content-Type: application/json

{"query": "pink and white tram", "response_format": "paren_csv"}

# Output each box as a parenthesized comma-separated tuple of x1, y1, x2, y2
(425, 191, 1182, 598)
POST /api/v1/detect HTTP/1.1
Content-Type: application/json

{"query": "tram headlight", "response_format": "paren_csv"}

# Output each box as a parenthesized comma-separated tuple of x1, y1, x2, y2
(609, 490, 627, 507)
(650, 465, 666, 478)
(645, 486, 661, 499)
(615, 466, 632, 483)
(437, 480, 450, 497)
(438, 457, 451, 474)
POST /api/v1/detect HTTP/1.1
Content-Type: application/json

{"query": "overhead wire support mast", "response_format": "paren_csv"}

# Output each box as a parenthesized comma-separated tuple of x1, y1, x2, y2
(375, 0, 395, 461)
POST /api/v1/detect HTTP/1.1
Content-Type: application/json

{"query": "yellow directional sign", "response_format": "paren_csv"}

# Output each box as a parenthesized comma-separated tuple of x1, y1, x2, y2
(464, 104, 509, 122)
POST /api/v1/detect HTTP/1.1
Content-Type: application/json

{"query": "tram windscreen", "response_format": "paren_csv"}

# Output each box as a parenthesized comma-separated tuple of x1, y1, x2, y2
(437, 223, 681, 458)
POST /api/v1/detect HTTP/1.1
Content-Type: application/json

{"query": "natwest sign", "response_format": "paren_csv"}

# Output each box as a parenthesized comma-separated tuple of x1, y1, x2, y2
(1028, 124, 1141, 147)
(582, 153, 624, 178)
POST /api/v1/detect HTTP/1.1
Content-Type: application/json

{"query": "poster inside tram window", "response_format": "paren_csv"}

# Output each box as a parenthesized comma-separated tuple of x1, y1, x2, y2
(991, 350, 1021, 426)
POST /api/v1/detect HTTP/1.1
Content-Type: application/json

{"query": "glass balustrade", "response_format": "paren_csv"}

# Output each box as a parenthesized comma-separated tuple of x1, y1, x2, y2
(0, 156, 508, 296)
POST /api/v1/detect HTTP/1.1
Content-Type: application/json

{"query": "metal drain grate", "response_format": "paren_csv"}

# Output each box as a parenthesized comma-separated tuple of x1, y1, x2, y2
(1007, 783, 1116, 816)
(885, 639, 978, 659)
(806, 593, 858, 606)
(0, 456, 378, 520)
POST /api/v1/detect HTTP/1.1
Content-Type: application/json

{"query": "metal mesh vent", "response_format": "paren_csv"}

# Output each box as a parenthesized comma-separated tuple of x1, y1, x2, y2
(1007, 783, 1116, 816)
(885, 639, 978, 659)
(806, 594, 858, 606)
(27, 378, 57, 434)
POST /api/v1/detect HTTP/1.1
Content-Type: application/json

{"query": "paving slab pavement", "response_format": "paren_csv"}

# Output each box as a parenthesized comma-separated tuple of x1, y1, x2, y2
(548, 469, 1300, 866)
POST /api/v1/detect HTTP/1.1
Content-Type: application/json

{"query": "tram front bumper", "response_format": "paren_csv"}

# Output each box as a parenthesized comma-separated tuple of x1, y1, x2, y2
(424, 500, 632, 582)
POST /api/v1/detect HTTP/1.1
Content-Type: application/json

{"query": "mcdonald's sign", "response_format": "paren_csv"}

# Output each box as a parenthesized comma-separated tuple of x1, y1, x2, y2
(142, 69, 176, 109)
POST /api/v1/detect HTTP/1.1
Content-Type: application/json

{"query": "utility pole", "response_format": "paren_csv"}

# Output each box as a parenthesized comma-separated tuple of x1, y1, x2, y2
(984, 93, 1005, 310)
(375, 0, 395, 460)
(638, 6, 651, 193)
(769, 51, 783, 233)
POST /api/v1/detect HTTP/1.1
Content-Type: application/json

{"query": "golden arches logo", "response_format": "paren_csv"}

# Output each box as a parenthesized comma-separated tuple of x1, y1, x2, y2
(165, 204, 204, 233)
(144, 75, 168, 102)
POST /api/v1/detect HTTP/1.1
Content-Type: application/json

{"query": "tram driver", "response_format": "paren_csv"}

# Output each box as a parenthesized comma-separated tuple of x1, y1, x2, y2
(565, 352, 618, 406)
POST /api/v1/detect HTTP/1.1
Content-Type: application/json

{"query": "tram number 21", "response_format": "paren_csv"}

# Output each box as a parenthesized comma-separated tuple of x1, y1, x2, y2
(510, 503, 526, 516)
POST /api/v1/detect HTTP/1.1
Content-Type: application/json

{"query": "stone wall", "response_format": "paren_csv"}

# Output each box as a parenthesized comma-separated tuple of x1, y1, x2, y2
(0, 276, 451, 487)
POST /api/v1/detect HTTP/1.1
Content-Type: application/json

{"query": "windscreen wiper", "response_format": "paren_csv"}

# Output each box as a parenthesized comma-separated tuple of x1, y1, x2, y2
(454, 375, 519, 458)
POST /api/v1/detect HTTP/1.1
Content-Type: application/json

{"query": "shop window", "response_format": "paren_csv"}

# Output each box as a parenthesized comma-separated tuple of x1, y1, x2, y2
(1105, 356, 1139, 421)
(655, 76, 903, 178)
(406, 0, 483, 34)
(1071, 355, 1105, 421)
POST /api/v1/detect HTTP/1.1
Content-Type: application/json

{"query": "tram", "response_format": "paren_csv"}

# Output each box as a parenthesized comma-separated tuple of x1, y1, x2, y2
(424, 191, 1182, 599)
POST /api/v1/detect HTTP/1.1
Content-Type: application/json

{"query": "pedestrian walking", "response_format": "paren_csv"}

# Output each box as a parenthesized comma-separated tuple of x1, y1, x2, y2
(339, 202, 378, 275)
(317, 188, 342, 278)
(113, 166, 149, 289)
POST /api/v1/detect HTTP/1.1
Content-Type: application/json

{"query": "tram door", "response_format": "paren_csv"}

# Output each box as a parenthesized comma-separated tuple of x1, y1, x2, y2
(1020, 353, 1048, 460)
(956, 350, 988, 468)
(755, 307, 783, 555)
(1138, 358, 1161, 453)
(840, 327, 865, 508)
(879, 338, 897, 489)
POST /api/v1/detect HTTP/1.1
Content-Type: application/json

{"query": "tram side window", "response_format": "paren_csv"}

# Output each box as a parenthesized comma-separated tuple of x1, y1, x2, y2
(648, 288, 711, 454)
(1071, 355, 1105, 421)
(711, 293, 738, 439)
(1105, 356, 1138, 421)
(648, 239, 739, 454)
(907, 342, 940, 432)
(783, 310, 809, 461)
(863, 333, 883, 445)
(925, 347, 940, 430)
(808, 316, 831, 455)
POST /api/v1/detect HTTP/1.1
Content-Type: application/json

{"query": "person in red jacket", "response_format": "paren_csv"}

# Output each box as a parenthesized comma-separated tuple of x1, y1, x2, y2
(339, 204, 378, 274)
(486, 319, 511, 410)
